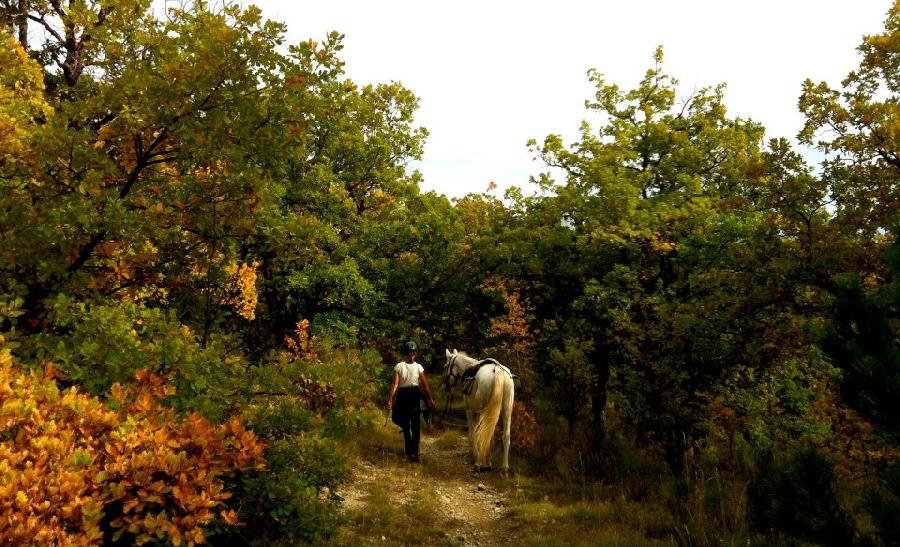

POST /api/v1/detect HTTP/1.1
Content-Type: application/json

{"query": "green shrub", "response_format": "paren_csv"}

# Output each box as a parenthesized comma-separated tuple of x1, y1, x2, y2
(15, 299, 239, 421)
(750, 448, 858, 545)
(218, 433, 348, 545)
(868, 463, 900, 546)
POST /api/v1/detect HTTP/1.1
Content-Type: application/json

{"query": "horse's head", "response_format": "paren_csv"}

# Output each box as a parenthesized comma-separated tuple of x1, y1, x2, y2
(443, 348, 462, 390)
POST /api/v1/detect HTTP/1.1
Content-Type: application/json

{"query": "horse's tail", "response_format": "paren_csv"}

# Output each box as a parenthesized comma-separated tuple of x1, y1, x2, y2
(472, 368, 506, 467)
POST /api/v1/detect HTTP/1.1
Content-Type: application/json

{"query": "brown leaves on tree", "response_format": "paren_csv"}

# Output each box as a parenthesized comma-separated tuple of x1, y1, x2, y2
(284, 319, 319, 362)
(483, 277, 535, 358)
(0, 347, 265, 545)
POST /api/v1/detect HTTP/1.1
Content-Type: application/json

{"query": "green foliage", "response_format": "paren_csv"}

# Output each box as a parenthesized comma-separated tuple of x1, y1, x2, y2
(750, 448, 858, 545)
(15, 298, 239, 420)
(700, 348, 839, 456)
(868, 462, 900, 545)
(0, 1, 430, 542)
(486, 7, 900, 543)
(220, 434, 347, 546)
(517, 46, 796, 470)
(545, 337, 595, 435)
(241, 345, 382, 440)
(220, 347, 379, 544)
(823, 238, 900, 430)
(799, 2, 900, 236)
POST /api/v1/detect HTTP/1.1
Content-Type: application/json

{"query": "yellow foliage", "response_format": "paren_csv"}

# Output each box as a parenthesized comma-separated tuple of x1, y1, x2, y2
(0, 32, 53, 169)
(223, 262, 259, 320)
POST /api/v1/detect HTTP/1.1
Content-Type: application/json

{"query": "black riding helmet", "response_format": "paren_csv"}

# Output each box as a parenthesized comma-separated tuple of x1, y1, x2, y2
(404, 340, 418, 353)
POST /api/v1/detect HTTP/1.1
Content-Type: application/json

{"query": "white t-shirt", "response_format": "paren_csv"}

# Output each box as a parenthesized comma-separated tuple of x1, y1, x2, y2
(395, 361, 424, 388)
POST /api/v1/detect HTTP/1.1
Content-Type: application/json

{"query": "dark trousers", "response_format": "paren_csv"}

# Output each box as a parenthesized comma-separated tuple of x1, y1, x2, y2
(394, 386, 421, 457)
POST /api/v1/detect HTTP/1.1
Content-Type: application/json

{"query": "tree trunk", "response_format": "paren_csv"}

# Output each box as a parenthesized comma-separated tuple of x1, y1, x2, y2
(16, 0, 27, 48)
(590, 349, 610, 452)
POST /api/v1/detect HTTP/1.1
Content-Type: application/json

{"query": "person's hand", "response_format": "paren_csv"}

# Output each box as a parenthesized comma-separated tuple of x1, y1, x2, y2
(386, 400, 393, 410)
(428, 398, 436, 411)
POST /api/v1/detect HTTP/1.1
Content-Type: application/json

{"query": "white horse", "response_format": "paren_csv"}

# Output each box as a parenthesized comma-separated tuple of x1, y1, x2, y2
(443, 349, 515, 473)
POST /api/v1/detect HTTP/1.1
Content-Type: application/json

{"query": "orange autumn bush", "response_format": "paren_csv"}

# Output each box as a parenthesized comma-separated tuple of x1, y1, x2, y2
(0, 346, 265, 545)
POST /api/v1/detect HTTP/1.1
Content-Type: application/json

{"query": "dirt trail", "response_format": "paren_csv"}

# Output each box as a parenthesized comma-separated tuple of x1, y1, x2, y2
(337, 426, 521, 546)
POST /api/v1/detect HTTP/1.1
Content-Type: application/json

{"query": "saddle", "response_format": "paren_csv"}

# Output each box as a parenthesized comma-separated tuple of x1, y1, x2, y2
(460, 359, 515, 395)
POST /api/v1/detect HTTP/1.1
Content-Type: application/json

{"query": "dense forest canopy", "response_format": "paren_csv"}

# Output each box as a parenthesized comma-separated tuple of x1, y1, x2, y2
(0, 0, 898, 544)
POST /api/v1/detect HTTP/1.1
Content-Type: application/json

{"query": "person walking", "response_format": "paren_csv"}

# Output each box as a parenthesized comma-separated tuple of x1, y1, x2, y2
(387, 341, 436, 462)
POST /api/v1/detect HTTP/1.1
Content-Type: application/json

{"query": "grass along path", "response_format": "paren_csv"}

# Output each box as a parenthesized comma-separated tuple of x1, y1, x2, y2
(335, 408, 681, 546)
(336, 423, 518, 546)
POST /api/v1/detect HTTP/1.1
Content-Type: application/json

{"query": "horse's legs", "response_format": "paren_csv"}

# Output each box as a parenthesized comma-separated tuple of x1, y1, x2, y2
(501, 415, 510, 473)
(470, 409, 487, 471)
(501, 382, 514, 474)
(466, 408, 478, 465)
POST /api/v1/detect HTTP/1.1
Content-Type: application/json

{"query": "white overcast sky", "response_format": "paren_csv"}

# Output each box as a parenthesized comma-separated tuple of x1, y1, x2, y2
(244, 1, 892, 199)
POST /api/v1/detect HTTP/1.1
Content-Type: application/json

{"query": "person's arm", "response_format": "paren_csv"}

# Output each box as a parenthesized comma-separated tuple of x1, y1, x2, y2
(419, 371, 436, 410)
(387, 370, 400, 409)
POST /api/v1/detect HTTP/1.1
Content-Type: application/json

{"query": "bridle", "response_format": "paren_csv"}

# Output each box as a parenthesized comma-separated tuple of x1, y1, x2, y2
(443, 352, 463, 390)
(441, 353, 464, 421)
